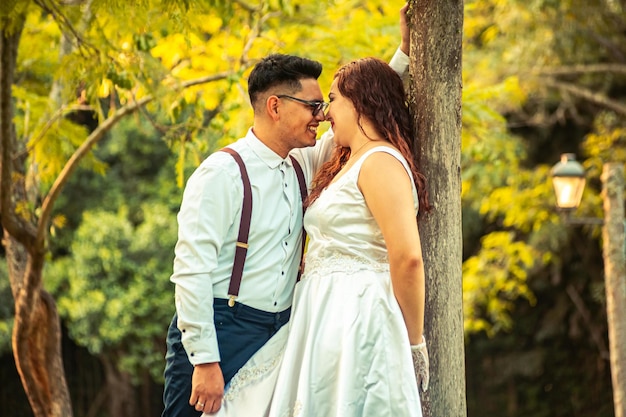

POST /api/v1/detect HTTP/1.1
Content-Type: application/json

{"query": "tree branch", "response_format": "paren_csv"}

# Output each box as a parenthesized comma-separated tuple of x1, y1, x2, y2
(37, 71, 233, 247)
(565, 284, 610, 360)
(542, 78, 626, 117)
(14, 104, 95, 161)
(1, 16, 37, 248)
(533, 63, 626, 76)
(232, 0, 262, 13)
(585, 27, 626, 63)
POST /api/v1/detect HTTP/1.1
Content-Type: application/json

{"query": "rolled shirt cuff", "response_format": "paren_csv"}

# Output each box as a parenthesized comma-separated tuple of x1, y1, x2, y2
(389, 47, 409, 79)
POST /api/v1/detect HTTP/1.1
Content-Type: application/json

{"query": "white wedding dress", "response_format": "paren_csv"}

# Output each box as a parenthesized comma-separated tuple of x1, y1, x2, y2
(205, 147, 423, 417)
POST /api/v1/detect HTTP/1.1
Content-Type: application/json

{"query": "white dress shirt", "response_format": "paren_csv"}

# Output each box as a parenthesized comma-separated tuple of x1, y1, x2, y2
(172, 129, 334, 364)
(171, 48, 410, 365)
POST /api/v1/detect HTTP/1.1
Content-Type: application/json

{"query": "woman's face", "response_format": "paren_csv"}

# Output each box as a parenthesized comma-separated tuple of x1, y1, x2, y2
(326, 79, 358, 148)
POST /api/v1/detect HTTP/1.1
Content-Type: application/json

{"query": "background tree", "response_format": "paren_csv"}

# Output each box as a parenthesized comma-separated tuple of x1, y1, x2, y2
(461, 0, 624, 415)
(44, 118, 180, 417)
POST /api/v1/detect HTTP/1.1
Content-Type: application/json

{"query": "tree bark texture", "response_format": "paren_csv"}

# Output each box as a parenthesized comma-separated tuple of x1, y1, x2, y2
(100, 355, 140, 417)
(1, 16, 74, 417)
(601, 163, 626, 417)
(408, 1, 467, 416)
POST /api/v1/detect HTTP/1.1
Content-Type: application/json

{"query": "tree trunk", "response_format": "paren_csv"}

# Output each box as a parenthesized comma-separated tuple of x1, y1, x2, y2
(1, 15, 74, 417)
(11, 256, 73, 417)
(408, 1, 467, 416)
(100, 355, 140, 417)
(601, 163, 626, 417)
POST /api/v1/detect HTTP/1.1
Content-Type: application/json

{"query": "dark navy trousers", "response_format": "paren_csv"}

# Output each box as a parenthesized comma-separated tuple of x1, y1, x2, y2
(161, 298, 291, 417)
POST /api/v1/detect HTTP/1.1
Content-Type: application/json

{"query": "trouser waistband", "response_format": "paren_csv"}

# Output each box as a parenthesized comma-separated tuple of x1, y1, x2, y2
(213, 298, 291, 327)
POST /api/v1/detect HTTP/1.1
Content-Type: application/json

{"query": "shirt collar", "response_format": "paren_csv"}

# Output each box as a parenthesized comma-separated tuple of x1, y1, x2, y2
(245, 128, 293, 169)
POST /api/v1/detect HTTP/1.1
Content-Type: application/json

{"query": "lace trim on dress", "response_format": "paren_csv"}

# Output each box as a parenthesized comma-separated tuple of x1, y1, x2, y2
(303, 252, 389, 279)
(223, 345, 284, 402)
(279, 400, 302, 417)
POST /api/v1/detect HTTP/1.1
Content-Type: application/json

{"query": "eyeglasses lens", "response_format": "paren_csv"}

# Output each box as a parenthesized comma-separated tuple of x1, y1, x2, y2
(313, 102, 328, 117)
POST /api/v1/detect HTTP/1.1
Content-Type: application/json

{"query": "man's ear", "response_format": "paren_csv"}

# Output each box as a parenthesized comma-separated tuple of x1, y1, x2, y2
(266, 95, 281, 121)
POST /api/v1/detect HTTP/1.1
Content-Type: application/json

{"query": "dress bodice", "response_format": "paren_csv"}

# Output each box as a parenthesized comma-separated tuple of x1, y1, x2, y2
(303, 146, 419, 273)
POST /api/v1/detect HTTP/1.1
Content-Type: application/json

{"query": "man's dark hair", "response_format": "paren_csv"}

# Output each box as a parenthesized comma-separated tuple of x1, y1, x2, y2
(248, 54, 322, 109)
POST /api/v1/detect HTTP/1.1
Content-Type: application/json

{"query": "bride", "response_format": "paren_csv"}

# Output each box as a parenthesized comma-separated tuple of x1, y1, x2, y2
(206, 55, 430, 417)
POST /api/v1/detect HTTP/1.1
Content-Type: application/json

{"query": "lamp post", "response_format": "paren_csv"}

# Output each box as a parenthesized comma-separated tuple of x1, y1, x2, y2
(551, 154, 626, 417)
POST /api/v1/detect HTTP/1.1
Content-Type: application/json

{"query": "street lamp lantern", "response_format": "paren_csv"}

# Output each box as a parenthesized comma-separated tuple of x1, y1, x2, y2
(551, 153, 586, 210)
(551, 153, 626, 417)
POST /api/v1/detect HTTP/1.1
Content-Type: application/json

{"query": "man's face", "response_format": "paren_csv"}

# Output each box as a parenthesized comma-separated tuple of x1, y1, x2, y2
(275, 78, 326, 151)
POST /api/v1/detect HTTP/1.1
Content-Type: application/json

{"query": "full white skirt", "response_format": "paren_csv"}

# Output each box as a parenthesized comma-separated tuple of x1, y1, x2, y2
(270, 255, 422, 417)
(205, 255, 423, 417)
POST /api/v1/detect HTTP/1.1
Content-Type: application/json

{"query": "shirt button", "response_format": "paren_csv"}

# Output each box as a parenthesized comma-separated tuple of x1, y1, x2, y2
(190, 352, 195, 357)
(281, 271, 285, 275)
(284, 242, 288, 246)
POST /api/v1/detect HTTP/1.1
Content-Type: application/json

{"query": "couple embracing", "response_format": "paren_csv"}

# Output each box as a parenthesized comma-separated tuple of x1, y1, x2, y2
(162, 5, 430, 417)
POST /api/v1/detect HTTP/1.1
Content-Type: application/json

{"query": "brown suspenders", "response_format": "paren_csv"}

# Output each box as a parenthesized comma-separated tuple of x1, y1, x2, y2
(289, 155, 308, 282)
(220, 148, 308, 307)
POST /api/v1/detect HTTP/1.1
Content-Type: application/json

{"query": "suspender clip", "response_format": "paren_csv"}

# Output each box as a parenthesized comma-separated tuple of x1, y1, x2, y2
(228, 295, 236, 307)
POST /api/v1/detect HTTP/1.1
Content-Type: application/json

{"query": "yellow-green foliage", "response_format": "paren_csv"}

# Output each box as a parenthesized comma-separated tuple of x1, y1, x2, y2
(463, 232, 537, 336)
(582, 111, 626, 179)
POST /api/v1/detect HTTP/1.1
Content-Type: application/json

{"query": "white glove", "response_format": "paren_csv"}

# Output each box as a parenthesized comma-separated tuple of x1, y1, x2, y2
(411, 336, 429, 392)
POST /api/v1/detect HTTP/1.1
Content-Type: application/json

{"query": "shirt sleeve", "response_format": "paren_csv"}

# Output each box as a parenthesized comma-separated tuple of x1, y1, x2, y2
(171, 159, 240, 365)
(389, 47, 410, 84)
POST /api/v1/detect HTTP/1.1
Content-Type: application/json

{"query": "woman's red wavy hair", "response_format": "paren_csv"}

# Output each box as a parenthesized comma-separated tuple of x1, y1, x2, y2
(307, 57, 430, 216)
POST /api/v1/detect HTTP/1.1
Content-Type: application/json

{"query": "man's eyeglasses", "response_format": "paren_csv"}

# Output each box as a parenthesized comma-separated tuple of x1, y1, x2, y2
(277, 95, 329, 117)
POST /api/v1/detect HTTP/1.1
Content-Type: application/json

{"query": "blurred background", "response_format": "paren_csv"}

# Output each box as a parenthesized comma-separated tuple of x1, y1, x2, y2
(0, 0, 623, 416)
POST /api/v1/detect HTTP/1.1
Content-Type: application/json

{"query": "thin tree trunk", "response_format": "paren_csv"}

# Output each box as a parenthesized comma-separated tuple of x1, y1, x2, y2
(100, 355, 140, 417)
(2, 15, 73, 417)
(12, 264, 73, 417)
(601, 163, 626, 417)
(408, 1, 467, 416)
